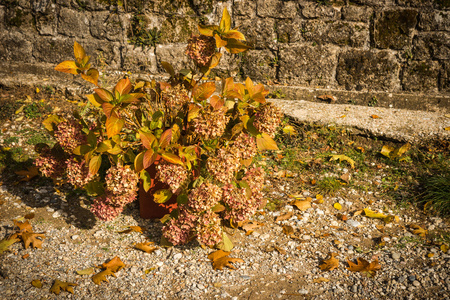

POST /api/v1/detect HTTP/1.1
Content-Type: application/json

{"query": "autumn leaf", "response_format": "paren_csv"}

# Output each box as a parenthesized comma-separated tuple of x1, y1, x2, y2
(240, 220, 263, 233)
(275, 211, 293, 222)
(0, 237, 20, 254)
(282, 225, 294, 236)
(21, 232, 45, 249)
(319, 252, 339, 271)
(291, 200, 311, 211)
(282, 125, 297, 136)
(101, 256, 125, 273)
(14, 220, 32, 232)
(346, 257, 381, 277)
(208, 250, 244, 271)
(92, 269, 116, 285)
(76, 267, 95, 275)
(317, 94, 336, 103)
(118, 226, 146, 234)
(363, 208, 386, 219)
(329, 155, 355, 168)
(134, 242, 157, 254)
(313, 277, 330, 283)
(333, 203, 342, 210)
(31, 279, 43, 288)
(15, 166, 39, 182)
(50, 279, 77, 295)
(409, 224, 428, 237)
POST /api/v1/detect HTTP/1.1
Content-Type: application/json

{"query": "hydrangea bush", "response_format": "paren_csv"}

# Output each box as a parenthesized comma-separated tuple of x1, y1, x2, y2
(35, 8, 282, 248)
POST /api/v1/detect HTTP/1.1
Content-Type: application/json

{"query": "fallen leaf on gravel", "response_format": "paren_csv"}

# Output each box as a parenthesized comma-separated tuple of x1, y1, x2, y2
(363, 208, 386, 219)
(50, 279, 77, 295)
(134, 242, 157, 254)
(31, 279, 43, 288)
(208, 250, 244, 271)
(333, 203, 342, 210)
(14, 220, 32, 232)
(282, 125, 297, 136)
(445, 114, 450, 118)
(118, 226, 146, 234)
(409, 224, 428, 237)
(15, 166, 39, 182)
(282, 225, 294, 236)
(427, 253, 434, 258)
(318, 94, 336, 103)
(274, 246, 286, 255)
(329, 154, 355, 168)
(313, 277, 330, 283)
(441, 244, 449, 253)
(76, 267, 95, 275)
(371, 114, 380, 119)
(319, 252, 339, 271)
(380, 143, 410, 159)
(21, 232, 45, 249)
(340, 173, 350, 183)
(346, 257, 381, 277)
(315, 194, 324, 204)
(22, 253, 29, 259)
(353, 210, 363, 217)
(92, 269, 116, 285)
(0, 237, 20, 254)
(276, 212, 293, 222)
(241, 220, 264, 233)
(100, 256, 125, 273)
(292, 200, 311, 211)
(445, 127, 450, 131)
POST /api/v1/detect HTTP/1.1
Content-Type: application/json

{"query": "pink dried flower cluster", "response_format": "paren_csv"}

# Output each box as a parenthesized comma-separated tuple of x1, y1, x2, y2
(34, 152, 65, 178)
(186, 35, 216, 67)
(104, 165, 139, 207)
(196, 210, 223, 246)
(192, 106, 229, 140)
(161, 84, 190, 110)
(187, 181, 222, 212)
(232, 132, 257, 160)
(253, 104, 283, 138)
(54, 119, 86, 153)
(90, 195, 124, 221)
(162, 208, 198, 245)
(65, 157, 94, 188)
(221, 184, 256, 222)
(206, 148, 241, 184)
(242, 166, 266, 209)
(156, 161, 189, 193)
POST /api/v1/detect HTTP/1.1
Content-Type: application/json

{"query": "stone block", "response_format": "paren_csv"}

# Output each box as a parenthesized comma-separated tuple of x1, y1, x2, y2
(373, 9, 418, 50)
(235, 17, 277, 50)
(302, 20, 369, 47)
(208, 51, 240, 79)
(276, 17, 304, 44)
(336, 49, 400, 91)
(397, 0, 449, 9)
(341, 5, 373, 22)
(34, 1, 58, 36)
(440, 61, 450, 92)
(0, 6, 5, 31)
(300, 2, 341, 19)
(122, 45, 158, 73)
(159, 16, 198, 44)
(143, 0, 196, 15)
(90, 11, 126, 42)
(279, 43, 338, 87)
(234, 0, 257, 18)
(349, 0, 394, 6)
(239, 49, 277, 83)
(4, 5, 35, 32)
(257, 0, 298, 19)
(69, 0, 110, 12)
(58, 7, 91, 38)
(0, 32, 33, 62)
(418, 10, 450, 31)
(413, 32, 450, 60)
(402, 60, 440, 92)
(156, 44, 194, 73)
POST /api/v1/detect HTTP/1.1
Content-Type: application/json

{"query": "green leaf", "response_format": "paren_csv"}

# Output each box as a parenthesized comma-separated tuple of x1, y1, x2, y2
(73, 144, 92, 156)
(54, 60, 79, 75)
(219, 7, 231, 33)
(0, 237, 20, 254)
(105, 113, 124, 138)
(115, 78, 132, 96)
(87, 131, 97, 148)
(160, 235, 173, 247)
(153, 189, 172, 204)
(256, 133, 279, 151)
(193, 82, 216, 102)
(211, 203, 226, 212)
(89, 155, 102, 176)
(160, 214, 171, 224)
(140, 170, 152, 192)
(217, 231, 233, 251)
(177, 194, 188, 205)
(329, 154, 355, 168)
(84, 181, 105, 196)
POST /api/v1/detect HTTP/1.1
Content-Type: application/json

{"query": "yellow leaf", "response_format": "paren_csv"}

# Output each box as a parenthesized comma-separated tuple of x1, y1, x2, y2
(445, 127, 450, 131)
(76, 267, 95, 275)
(333, 203, 342, 210)
(441, 244, 449, 253)
(363, 208, 387, 219)
(36, 87, 40, 93)
(219, 7, 231, 33)
(153, 189, 173, 204)
(135, 242, 157, 254)
(31, 279, 43, 288)
(380, 145, 395, 158)
(319, 252, 339, 271)
(15, 167, 39, 182)
(282, 125, 297, 136)
(409, 224, 427, 237)
(275, 211, 293, 222)
(54, 60, 79, 75)
(282, 225, 294, 236)
(50, 279, 77, 295)
(313, 277, 330, 283)
(427, 253, 434, 258)
(256, 133, 279, 151)
(329, 154, 355, 168)
(292, 200, 311, 211)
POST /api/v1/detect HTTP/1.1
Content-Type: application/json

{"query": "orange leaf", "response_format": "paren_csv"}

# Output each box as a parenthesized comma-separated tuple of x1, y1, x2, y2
(118, 226, 146, 234)
(106, 113, 124, 138)
(292, 200, 311, 211)
(95, 88, 114, 103)
(256, 133, 279, 151)
(15, 166, 39, 182)
(54, 60, 79, 75)
(92, 269, 115, 285)
(208, 250, 244, 271)
(193, 82, 216, 102)
(50, 279, 77, 295)
(14, 220, 32, 232)
(223, 30, 246, 41)
(88, 155, 102, 176)
(101, 256, 125, 273)
(210, 95, 224, 110)
(159, 128, 172, 149)
(134, 242, 157, 254)
(73, 41, 86, 61)
(319, 252, 339, 271)
(143, 149, 157, 169)
(275, 211, 293, 222)
(346, 257, 381, 277)
(115, 78, 132, 96)
(197, 24, 218, 37)
(80, 68, 99, 86)
(214, 33, 227, 48)
(21, 232, 45, 249)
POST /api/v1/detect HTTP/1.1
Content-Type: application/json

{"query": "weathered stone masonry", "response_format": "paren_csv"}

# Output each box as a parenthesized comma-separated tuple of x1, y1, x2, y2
(0, 0, 449, 109)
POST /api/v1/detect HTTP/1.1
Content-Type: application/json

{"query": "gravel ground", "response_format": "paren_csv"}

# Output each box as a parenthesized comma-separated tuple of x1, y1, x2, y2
(0, 98, 449, 299)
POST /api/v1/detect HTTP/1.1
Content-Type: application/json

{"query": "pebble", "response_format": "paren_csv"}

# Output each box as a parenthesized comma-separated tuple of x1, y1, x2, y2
(71, 235, 79, 240)
(346, 219, 361, 227)
(413, 281, 421, 287)
(298, 289, 309, 295)
(52, 211, 61, 218)
(392, 252, 401, 260)
(408, 275, 416, 282)
(173, 253, 182, 260)
(302, 235, 311, 240)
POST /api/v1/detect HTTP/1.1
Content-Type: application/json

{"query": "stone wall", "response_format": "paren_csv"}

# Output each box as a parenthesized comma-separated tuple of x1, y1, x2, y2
(0, 0, 449, 107)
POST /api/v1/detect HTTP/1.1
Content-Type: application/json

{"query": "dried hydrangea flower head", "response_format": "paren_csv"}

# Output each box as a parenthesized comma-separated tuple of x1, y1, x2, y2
(90, 195, 124, 221)
(65, 157, 94, 188)
(232, 132, 257, 160)
(253, 104, 283, 138)
(34, 151, 65, 179)
(54, 119, 86, 153)
(104, 165, 139, 206)
(162, 208, 198, 245)
(161, 84, 190, 112)
(156, 161, 189, 194)
(186, 35, 216, 67)
(196, 210, 223, 246)
(192, 106, 229, 140)
(206, 148, 241, 184)
(221, 184, 256, 222)
(187, 181, 222, 212)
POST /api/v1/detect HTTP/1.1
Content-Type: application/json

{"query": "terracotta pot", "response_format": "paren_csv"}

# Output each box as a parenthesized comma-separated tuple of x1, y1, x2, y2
(138, 160, 177, 219)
